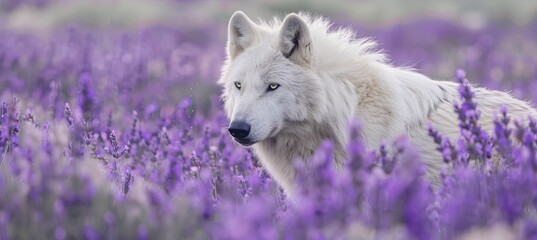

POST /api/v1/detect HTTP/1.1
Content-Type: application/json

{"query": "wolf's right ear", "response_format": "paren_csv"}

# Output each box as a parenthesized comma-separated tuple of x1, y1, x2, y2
(227, 11, 257, 59)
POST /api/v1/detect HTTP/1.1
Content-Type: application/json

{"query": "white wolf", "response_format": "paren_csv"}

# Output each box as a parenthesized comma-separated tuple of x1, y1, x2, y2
(218, 11, 537, 196)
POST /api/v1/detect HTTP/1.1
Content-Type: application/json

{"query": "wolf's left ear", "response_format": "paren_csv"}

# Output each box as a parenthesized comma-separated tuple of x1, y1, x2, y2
(279, 13, 312, 65)
(227, 11, 258, 59)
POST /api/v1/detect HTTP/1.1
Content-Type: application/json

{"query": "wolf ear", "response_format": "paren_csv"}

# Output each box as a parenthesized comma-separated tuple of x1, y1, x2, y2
(279, 13, 312, 65)
(227, 11, 257, 59)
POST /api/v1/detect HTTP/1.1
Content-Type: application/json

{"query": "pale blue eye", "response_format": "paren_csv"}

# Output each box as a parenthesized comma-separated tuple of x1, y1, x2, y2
(268, 83, 280, 91)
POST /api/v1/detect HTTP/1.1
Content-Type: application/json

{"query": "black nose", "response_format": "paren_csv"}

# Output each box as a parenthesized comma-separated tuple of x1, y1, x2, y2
(228, 121, 251, 139)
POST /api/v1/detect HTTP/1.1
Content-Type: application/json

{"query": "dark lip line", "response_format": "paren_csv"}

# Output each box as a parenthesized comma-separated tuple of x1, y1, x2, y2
(234, 138, 258, 146)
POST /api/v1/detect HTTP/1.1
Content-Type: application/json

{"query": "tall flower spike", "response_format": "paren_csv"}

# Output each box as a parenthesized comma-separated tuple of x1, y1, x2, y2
(428, 122, 458, 163)
(493, 106, 513, 162)
(453, 69, 492, 165)
(77, 72, 97, 123)
(4, 98, 21, 150)
(105, 130, 128, 159)
(0, 102, 7, 153)
(1, 102, 7, 124)
(64, 103, 74, 127)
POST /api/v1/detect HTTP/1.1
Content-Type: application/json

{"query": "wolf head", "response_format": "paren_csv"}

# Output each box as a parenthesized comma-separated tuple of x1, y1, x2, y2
(219, 12, 323, 146)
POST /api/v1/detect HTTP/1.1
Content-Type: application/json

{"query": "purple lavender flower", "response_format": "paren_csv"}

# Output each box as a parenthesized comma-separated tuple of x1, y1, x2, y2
(64, 103, 74, 127)
(137, 224, 149, 240)
(453, 69, 493, 165)
(428, 122, 459, 163)
(0, 211, 8, 240)
(0, 102, 8, 154)
(105, 130, 128, 159)
(493, 106, 514, 162)
(77, 72, 98, 122)
(83, 224, 100, 240)
(122, 169, 133, 195)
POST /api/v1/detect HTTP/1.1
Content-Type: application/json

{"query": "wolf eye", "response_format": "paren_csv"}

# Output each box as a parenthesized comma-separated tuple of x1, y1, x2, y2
(234, 82, 242, 90)
(268, 83, 280, 91)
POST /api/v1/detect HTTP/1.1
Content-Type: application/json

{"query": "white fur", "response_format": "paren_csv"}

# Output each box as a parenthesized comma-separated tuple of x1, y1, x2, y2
(219, 12, 537, 196)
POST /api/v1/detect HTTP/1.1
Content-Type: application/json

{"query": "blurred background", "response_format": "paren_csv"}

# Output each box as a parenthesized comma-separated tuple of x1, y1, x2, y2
(2, 0, 537, 30)
(3, 0, 536, 73)
(1, 0, 537, 114)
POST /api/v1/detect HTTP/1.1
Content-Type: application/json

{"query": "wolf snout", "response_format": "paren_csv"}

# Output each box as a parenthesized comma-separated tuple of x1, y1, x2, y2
(228, 121, 251, 139)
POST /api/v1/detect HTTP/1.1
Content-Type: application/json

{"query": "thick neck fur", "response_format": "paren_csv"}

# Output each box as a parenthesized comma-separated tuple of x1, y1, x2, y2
(253, 61, 450, 194)
(254, 100, 350, 194)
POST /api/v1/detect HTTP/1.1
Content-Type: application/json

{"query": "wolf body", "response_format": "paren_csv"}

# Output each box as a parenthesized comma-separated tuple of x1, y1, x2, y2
(219, 12, 537, 195)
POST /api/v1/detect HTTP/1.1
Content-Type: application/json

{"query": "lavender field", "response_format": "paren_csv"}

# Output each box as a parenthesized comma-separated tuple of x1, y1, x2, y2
(2, 1, 537, 239)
